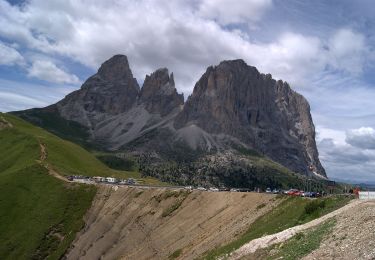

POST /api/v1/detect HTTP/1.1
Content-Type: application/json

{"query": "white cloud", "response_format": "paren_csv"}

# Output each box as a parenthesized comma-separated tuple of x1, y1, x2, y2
(28, 60, 80, 84)
(0, 1, 370, 94)
(316, 127, 346, 146)
(328, 28, 369, 75)
(316, 126, 375, 182)
(198, 0, 272, 25)
(0, 78, 76, 112)
(346, 127, 375, 150)
(0, 41, 24, 66)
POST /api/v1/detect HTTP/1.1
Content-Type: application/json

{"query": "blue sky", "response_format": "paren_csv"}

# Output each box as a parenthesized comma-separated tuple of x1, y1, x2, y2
(0, 0, 374, 183)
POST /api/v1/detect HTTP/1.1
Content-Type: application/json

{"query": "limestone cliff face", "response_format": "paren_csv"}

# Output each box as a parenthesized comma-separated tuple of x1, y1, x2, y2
(15, 55, 326, 178)
(139, 68, 184, 116)
(51, 55, 184, 148)
(56, 55, 140, 128)
(174, 60, 326, 176)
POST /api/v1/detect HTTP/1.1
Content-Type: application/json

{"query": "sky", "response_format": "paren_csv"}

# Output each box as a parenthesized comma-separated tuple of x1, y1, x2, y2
(0, 0, 374, 183)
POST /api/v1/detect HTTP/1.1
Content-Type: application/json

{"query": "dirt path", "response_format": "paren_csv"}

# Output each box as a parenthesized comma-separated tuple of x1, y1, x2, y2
(38, 143, 68, 182)
(229, 199, 363, 260)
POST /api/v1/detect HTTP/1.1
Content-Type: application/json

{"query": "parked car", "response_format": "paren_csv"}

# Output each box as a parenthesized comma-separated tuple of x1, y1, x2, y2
(302, 191, 312, 197)
(272, 189, 280, 194)
(266, 188, 272, 193)
(314, 192, 322, 197)
(287, 189, 300, 196)
(126, 178, 135, 185)
(230, 188, 239, 192)
(197, 187, 207, 191)
(209, 187, 219, 192)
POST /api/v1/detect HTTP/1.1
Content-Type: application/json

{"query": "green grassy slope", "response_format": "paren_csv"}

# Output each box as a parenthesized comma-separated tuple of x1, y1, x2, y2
(13, 106, 93, 149)
(0, 113, 160, 259)
(4, 113, 140, 179)
(0, 114, 96, 259)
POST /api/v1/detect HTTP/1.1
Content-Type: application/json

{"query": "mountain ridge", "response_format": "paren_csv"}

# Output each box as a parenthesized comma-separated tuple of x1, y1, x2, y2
(14, 54, 327, 186)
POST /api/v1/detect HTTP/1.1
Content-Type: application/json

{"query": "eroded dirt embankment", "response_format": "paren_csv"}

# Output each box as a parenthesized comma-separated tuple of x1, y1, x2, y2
(65, 186, 281, 260)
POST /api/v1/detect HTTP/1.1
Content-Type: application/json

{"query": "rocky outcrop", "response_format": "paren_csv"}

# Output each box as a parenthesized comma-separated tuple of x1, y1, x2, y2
(14, 55, 327, 179)
(174, 60, 325, 176)
(0, 116, 13, 129)
(56, 55, 140, 128)
(139, 68, 184, 116)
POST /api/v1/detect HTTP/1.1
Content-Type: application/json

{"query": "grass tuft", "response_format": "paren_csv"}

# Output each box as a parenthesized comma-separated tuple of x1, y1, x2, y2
(267, 219, 336, 259)
(169, 248, 183, 259)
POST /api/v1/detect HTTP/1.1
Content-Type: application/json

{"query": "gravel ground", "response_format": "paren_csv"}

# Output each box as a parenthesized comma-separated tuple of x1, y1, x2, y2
(303, 200, 375, 260)
(229, 199, 362, 260)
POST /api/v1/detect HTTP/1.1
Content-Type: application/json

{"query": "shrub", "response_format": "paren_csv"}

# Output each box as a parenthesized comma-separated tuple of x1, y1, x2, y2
(304, 200, 326, 215)
(169, 249, 182, 259)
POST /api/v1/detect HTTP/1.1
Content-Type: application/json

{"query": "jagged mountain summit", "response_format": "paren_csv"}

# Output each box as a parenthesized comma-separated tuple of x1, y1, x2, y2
(15, 54, 326, 185)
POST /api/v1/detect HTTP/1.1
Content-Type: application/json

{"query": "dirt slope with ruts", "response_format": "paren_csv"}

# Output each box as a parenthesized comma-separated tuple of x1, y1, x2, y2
(65, 186, 281, 260)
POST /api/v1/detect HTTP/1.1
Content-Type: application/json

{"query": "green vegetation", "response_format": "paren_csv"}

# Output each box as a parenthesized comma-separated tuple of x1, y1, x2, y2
(13, 108, 93, 149)
(134, 191, 144, 198)
(234, 145, 262, 157)
(169, 248, 183, 259)
(3, 113, 163, 182)
(96, 154, 138, 171)
(0, 113, 166, 259)
(0, 114, 96, 259)
(267, 219, 336, 259)
(202, 196, 351, 259)
(161, 190, 190, 217)
(256, 203, 266, 210)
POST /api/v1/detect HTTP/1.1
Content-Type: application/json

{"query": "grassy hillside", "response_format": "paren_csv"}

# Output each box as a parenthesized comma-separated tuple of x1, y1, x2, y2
(0, 113, 161, 259)
(13, 107, 93, 149)
(3, 113, 140, 179)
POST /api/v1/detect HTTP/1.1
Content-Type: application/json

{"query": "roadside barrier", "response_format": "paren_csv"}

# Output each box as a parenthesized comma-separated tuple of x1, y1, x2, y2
(359, 191, 375, 200)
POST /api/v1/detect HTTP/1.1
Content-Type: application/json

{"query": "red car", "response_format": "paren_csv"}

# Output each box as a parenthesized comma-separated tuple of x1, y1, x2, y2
(287, 189, 303, 196)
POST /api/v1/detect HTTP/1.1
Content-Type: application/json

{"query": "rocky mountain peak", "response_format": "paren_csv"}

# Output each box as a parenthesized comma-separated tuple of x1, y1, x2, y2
(139, 68, 184, 116)
(141, 68, 175, 96)
(175, 59, 326, 177)
(56, 55, 140, 125)
(97, 54, 134, 82)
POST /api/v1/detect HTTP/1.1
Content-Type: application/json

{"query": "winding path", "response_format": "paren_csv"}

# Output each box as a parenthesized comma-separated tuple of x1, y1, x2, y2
(38, 143, 68, 182)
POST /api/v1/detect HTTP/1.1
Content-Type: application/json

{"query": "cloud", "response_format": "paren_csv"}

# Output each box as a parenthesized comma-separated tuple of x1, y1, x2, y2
(316, 126, 375, 183)
(0, 41, 24, 66)
(198, 0, 273, 25)
(346, 127, 375, 150)
(0, 78, 76, 112)
(328, 28, 369, 75)
(0, 0, 370, 95)
(27, 60, 80, 84)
